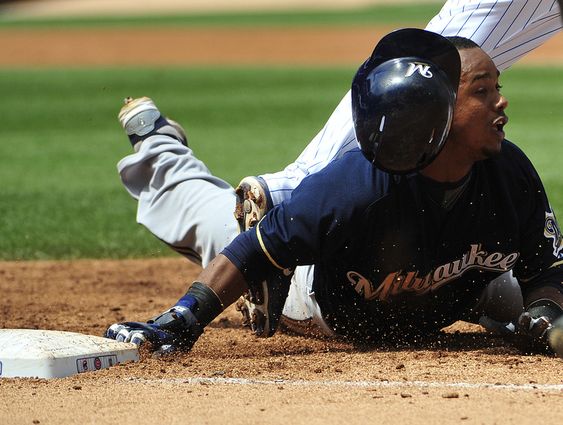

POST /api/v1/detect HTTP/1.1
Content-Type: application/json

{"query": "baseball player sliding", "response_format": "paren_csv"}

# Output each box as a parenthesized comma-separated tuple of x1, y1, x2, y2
(104, 0, 563, 355)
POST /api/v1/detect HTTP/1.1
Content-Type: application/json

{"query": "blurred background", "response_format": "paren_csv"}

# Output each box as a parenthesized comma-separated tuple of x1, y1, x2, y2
(0, 0, 439, 17)
(0, 0, 561, 260)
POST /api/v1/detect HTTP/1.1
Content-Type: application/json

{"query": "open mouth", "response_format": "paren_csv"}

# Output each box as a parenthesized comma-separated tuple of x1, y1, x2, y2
(493, 116, 508, 135)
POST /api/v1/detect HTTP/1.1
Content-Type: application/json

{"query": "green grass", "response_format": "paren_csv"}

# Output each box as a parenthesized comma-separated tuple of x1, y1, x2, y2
(0, 66, 562, 260)
(0, 3, 439, 28)
(0, 67, 351, 259)
(499, 69, 563, 187)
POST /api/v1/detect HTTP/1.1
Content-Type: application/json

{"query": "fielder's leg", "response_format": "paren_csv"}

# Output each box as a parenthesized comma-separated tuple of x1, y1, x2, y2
(117, 97, 239, 267)
(233, 92, 356, 229)
(426, 0, 561, 71)
(258, 91, 357, 207)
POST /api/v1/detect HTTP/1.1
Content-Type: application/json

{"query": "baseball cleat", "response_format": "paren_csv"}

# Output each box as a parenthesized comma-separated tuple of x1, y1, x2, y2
(118, 96, 188, 148)
(235, 271, 292, 338)
(233, 176, 288, 337)
(234, 176, 272, 233)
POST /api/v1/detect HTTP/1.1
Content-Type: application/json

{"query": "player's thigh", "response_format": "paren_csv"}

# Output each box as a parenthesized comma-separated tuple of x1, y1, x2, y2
(474, 271, 524, 323)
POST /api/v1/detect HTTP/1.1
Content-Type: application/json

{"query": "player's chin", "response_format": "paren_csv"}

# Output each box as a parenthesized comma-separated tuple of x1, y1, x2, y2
(481, 138, 503, 159)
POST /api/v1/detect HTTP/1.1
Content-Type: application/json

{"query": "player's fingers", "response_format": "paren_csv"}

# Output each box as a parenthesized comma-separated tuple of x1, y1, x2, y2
(116, 327, 133, 343)
(517, 313, 551, 339)
(128, 331, 147, 346)
(105, 323, 126, 340)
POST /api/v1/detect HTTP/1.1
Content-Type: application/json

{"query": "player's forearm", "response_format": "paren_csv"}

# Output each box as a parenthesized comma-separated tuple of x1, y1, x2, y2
(196, 253, 249, 307)
(162, 254, 248, 336)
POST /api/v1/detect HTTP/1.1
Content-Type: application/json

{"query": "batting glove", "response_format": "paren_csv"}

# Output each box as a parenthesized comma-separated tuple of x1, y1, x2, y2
(104, 281, 223, 354)
(105, 306, 203, 354)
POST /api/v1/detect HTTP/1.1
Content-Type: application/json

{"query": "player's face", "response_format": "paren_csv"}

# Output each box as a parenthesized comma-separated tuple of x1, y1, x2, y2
(448, 47, 508, 160)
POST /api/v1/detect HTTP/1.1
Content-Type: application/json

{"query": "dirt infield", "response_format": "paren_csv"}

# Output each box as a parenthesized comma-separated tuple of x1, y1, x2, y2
(1, 259, 562, 424)
(0, 26, 561, 67)
(1, 18, 563, 425)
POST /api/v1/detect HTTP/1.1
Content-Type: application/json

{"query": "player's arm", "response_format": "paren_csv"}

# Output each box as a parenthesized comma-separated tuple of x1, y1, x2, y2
(102, 176, 327, 352)
(102, 252, 246, 354)
(505, 145, 563, 351)
(514, 181, 563, 317)
(104, 202, 297, 352)
(516, 232, 563, 351)
(512, 259, 563, 355)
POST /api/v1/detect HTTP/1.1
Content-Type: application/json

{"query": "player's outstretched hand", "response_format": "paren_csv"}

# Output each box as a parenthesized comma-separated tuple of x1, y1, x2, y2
(515, 312, 552, 340)
(104, 307, 203, 355)
(480, 312, 556, 354)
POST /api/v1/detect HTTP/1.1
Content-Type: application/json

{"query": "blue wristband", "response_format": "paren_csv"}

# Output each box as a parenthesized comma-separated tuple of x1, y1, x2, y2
(174, 281, 224, 327)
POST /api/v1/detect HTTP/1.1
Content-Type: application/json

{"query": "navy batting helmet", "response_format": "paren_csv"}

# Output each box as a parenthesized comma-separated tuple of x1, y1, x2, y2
(352, 28, 461, 174)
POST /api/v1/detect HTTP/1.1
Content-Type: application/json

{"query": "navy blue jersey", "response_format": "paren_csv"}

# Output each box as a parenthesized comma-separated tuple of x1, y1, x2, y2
(224, 142, 563, 340)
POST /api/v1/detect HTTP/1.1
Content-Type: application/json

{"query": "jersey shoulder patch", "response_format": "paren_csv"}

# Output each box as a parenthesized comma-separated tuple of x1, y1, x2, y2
(545, 208, 563, 260)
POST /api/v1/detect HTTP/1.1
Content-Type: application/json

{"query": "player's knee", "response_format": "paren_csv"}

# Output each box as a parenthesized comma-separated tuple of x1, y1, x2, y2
(479, 272, 524, 322)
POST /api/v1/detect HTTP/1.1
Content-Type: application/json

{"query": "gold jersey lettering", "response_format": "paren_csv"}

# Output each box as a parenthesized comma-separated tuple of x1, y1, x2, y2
(347, 244, 519, 301)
